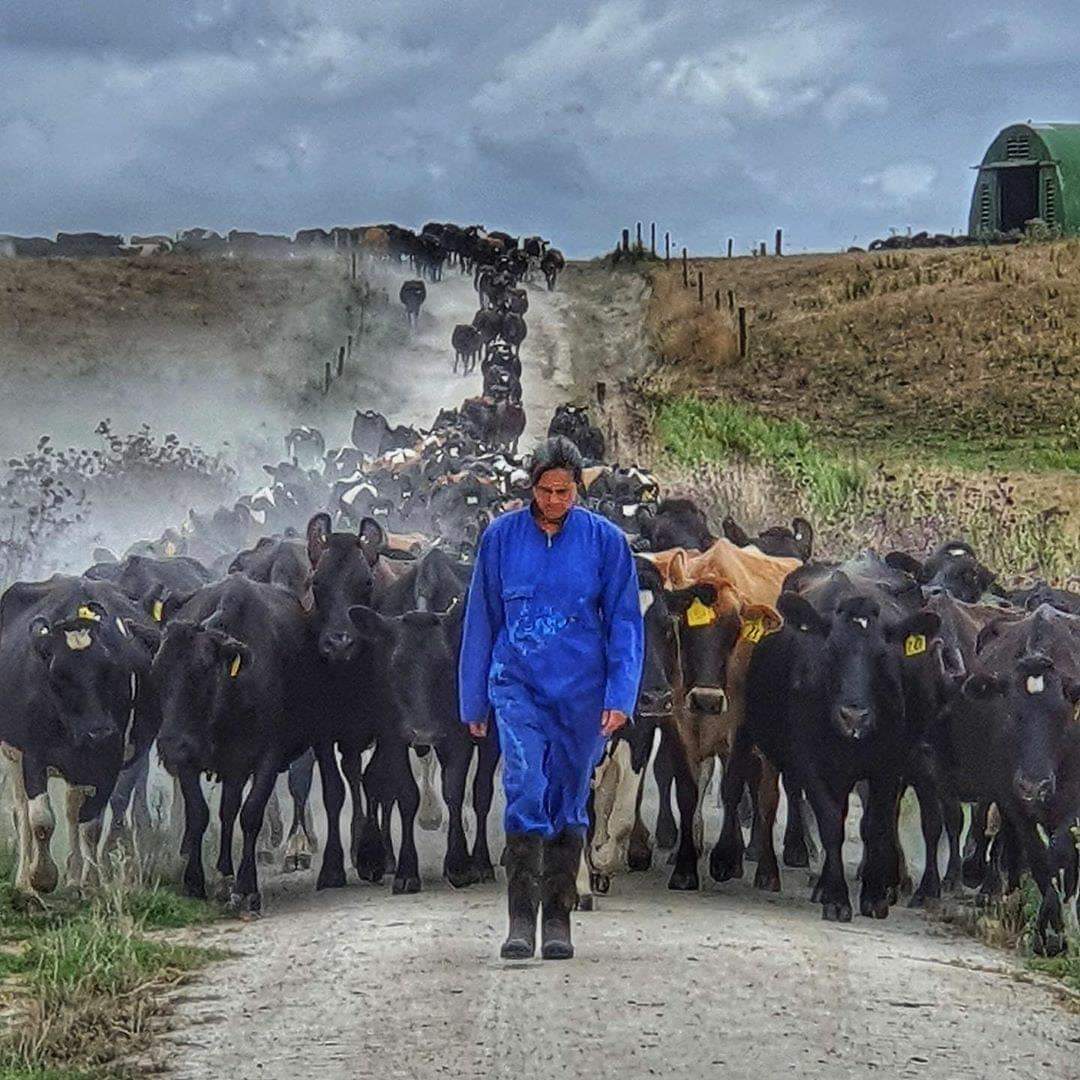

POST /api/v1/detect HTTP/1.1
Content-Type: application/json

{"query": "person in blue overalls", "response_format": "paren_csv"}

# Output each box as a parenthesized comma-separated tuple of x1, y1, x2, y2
(459, 436, 644, 960)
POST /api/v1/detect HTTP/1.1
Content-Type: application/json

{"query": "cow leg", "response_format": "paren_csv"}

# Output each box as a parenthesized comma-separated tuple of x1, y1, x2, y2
(438, 743, 477, 888)
(285, 749, 318, 873)
(652, 739, 678, 851)
(908, 769, 944, 907)
(415, 748, 444, 832)
(805, 778, 850, 921)
(576, 851, 595, 911)
(378, 797, 397, 876)
(782, 773, 812, 867)
(470, 734, 499, 882)
(178, 767, 210, 899)
(692, 756, 715, 858)
(1037, 820, 1080, 957)
(666, 732, 700, 891)
(388, 743, 422, 894)
(4, 747, 35, 894)
(351, 750, 386, 883)
(257, 785, 283, 865)
(627, 770, 653, 872)
(214, 779, 244, 898)
(860, 774, 903, 919)
(230, 761, 280, 916)
(65, 785, 89, 888)
(103, 748, 147, 855)
(20, 755, 58, 895)
(169, 771, 188, 854)
(752, 759, 782, 892)
(315, 743, 347, 890)
(710, 736, 754, 883)
(941, 795, 965, 894)
(962, 799, 993, 887)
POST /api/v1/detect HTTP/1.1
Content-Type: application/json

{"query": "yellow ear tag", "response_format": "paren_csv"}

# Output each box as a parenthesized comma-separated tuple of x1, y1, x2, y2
(229, 655, 242, 678)
(686, 598, 716, 628)
(152, 600, 164, 622)
(904, 634, 927, 658)
(741, 617, 765, 644)
(77, 605, 101, 622)
(164, 542, 177, 557)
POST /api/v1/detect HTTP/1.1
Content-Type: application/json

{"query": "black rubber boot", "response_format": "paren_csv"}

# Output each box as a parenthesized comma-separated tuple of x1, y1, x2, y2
(500, 833, 541, 960)
(541, 830, 583, 960)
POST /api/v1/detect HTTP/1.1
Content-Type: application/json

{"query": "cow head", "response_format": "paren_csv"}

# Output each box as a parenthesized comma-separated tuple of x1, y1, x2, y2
(886, 541, 995, 604)
(964, 605, 1080, 810)
(779, 591, 940, 742)
(28, 605, 141, 749)
(307, 512, 382, 661)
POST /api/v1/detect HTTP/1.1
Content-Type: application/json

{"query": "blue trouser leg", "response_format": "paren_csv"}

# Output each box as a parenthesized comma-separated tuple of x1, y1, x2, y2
(497, 700, 555, 838)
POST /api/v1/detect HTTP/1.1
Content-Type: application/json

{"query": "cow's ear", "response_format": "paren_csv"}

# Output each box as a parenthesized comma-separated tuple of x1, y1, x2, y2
(889, 610, 941, 646)
(742, 603, 783, 637)
(722, 517, 751, 547)
(306, 513, 332, 568)
(206, 632, 251, 676)
(975, 618, 1006, 655)
(666, 582, 717, 618)
(962, 670, 1008, 699)
(348, 604, 391, 641)
(776, 592, 829, 636)
(885, 551, 924, 581)
(28, 618, 54, 662)
(791, 518, 813, 549)
(358, 517, 385, 566)
(1063, 677, 1080, 707)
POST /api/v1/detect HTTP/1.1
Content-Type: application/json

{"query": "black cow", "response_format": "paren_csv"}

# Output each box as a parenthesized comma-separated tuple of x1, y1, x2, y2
(1008, 580, 1080, 616)
(0, 575, 160, 893)
(719, 556, 939, 920)
(229, 537, 312, 607)
(548, 405, 605, 462)
(960, 605, 1080, 954)
(500, 312, 527, 359)
(642, 499, 714, 552)
(885, 540, 996, 603)
(153, 576, 316, 913)
(541, 248, 565, 290)
(472, 307, 503, 347)
(452, 324, 483, 375)
(723, 516, 814, 561)
(400, 279, 427, 329)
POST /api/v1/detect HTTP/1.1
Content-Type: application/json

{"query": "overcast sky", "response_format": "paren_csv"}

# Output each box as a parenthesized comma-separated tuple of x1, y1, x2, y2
(2, 1, 1077, 257)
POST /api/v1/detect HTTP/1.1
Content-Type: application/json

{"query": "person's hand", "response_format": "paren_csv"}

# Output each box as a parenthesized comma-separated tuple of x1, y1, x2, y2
(468, 721, 488, 739)
(600, 709, 628, 736)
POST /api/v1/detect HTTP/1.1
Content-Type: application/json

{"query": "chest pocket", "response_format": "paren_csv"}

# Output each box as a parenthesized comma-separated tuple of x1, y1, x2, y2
(502, 584, 571, 656)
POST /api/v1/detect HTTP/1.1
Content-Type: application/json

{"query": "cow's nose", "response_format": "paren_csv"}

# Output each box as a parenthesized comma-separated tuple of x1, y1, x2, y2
(837, 705, 870, 738)
(638, 689, 674, 716)
(1015, 772, 1056, 805)
(320, 631, 354, 658)
(686, 687, 727, 714)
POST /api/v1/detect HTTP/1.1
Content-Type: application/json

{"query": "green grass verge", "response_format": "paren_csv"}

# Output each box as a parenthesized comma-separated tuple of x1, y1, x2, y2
(654, 396, 867, 520)
(0, 847, 220, 1079)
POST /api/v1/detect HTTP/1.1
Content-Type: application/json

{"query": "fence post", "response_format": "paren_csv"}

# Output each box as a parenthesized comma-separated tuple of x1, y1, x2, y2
(664, 231, 671, 264)
(636, 222, 642, 251)
(337, 346, 345, 377)
(727, 289, 735, 311)
(697, 270, 704, 305)
(738, 307, 748, 358)
(324, 361, 332, 394)
(347, 333, 353, 363)
(714, 289, 721, 310)
(727, 237, 733, 258)
(650, 222, 656, 257)
(775, 228, 783, 257)
(759, 241, 767, 257)
(621, 228, 630, 253)
(596, 381, 607, 407)
(682, 247, 688, 288)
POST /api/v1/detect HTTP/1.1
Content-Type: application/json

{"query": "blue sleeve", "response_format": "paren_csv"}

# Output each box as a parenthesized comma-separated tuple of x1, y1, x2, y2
(458, 525, 503, 725)
(600, 526, 644, 715)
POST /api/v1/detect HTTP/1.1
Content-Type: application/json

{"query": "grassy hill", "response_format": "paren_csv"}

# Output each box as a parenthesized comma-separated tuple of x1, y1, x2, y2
(634, 241, 1080, 582)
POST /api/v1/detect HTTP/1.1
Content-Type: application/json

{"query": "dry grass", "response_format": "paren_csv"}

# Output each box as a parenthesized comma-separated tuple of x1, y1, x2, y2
(646, 267, 740, 373)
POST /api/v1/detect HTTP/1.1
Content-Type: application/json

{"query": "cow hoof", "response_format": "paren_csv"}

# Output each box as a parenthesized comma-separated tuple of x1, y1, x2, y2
(256, 849, 276, 867)
(355, 862, 384, 885)
(590, 873, 611, 895)
(942, 871, 962, 896)
(782, 840, 810, 868)
(908, 887, 939, 910)
(822, 902, 852, 923)
(283, 855, 299, 874)
(708, 847, 743, 883)
(753, 867, 781, 893)
(655, 820, 677, 851)
(473, 862, 496, 884)
(183, 878, 207, 901)
(577, 894, 595, 912)
(214, 876, 236, 903)
(860, 895, 890, 919)
(962, 858, 985, 889)
(228, 891, 262, 918)
(392, 875, 421, 895)
(667, 869, 699, 891)
(316, 865, 347, 891)
(1034, 927, 1066, 958)
(627, 845, 652, 873)
(445, 864, 480, 889)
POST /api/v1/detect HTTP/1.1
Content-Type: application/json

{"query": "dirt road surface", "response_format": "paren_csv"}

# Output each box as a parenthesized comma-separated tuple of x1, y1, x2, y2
(144, 265, 1078, 1077)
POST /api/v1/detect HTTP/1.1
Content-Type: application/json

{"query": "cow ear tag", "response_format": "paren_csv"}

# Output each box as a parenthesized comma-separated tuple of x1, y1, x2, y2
(741, 617, 765, 644)
(229, 655, 242, 678)
(77, 605, 102, 622)
(904, 634, 927, 658)
(686, 598, 716, 628)
(152, 600, 164, 622)
(164, 541, 177, 557)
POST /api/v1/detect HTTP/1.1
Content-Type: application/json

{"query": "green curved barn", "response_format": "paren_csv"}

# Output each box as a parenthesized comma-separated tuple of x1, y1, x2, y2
(969, 122, 1080, 236)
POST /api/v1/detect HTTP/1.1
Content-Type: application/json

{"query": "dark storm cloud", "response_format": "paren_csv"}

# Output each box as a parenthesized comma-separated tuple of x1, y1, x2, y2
(1, 1, 1078, 255)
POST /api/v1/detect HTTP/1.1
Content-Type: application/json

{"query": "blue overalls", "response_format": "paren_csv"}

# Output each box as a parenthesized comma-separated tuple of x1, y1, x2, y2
(458, 505, 644, 838)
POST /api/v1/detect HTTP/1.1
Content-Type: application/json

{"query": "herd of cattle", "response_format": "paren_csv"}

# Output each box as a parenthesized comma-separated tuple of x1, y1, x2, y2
(1, 222, 1078, 963)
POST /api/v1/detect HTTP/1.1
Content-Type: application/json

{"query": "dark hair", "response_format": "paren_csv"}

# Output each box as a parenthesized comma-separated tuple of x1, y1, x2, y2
(529, 436, 583, 486)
